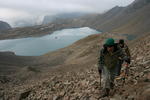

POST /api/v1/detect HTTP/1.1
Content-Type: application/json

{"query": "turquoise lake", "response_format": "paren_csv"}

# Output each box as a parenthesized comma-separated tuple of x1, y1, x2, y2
(0, 27, 100, 56)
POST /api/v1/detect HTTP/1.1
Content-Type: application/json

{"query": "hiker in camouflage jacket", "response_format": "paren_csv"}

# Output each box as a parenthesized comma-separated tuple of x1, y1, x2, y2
(117, 39, 131, 75)
(98, 38, 130, 97)
(118, 39, 131, 62)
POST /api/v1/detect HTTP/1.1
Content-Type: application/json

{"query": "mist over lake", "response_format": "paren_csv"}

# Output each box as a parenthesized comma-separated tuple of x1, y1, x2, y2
(0, 27, 100, 56)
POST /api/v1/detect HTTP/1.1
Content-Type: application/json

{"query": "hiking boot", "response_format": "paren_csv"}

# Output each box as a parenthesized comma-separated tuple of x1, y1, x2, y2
(100, 88, 110, 98)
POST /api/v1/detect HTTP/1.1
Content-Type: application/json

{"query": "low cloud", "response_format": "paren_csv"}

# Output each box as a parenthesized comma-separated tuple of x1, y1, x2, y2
(0, 0, 134, 26)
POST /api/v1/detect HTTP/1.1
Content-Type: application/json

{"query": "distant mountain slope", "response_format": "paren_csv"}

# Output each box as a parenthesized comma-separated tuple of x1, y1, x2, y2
(0, 0, 149, 39)
(55, 0, 150, 35)
(43, 12, 88, 24)
(0, 21, 11, 31)
(78, 0, 150, 35)
(110, 0, 150, 35)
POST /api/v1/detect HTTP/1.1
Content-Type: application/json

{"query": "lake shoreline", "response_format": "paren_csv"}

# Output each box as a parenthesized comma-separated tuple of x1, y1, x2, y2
(0, 27, 100, 56)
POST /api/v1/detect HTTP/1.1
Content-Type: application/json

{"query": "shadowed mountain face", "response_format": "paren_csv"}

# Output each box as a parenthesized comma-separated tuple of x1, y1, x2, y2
(78, 0, 150, 35)
(0, 21, 11, 31)
(110, 0, 150, 34)
(129, 0, 150, 9)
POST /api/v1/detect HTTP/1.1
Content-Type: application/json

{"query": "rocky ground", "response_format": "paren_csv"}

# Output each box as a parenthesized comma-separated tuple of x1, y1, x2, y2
(0, 33, 149, 100)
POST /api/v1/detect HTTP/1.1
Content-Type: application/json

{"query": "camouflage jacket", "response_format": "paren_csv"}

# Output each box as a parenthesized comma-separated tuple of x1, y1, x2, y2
(121, 44, 131, 59)
(98, 44, 128, 70)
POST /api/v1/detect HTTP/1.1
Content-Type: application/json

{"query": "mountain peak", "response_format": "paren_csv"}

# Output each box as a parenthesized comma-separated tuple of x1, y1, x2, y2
(128, 0, 150, 9)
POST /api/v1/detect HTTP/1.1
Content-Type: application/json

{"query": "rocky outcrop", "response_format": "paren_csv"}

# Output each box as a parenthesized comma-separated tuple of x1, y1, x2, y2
(0, 21, 11, 31)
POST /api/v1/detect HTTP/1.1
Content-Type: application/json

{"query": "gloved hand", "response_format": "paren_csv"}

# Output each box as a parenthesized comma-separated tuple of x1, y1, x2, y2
(125, 58, 130, 64)
(123, 56, 130, 64)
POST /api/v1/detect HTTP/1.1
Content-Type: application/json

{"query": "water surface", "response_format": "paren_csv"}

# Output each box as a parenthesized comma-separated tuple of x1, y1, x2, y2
(0, 27, 100, 56)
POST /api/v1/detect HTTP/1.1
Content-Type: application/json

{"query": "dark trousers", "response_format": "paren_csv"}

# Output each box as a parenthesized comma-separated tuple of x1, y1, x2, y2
(116, 60, 123, 76)
(102, 61, 122, 89)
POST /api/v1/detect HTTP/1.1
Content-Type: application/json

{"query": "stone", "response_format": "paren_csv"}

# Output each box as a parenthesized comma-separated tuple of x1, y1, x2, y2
(19, 90, 31, 100)
(0, 91, 4, 99)
(60, 91, 66, 96)
(81, 80, 89, 86)
(139, 72, 144, 77)
(136, 56, 143, 61)
(145, 66, 150, 69)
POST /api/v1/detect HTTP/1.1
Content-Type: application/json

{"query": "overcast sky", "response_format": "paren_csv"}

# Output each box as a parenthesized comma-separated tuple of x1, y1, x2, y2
(0, 0, 134, 26)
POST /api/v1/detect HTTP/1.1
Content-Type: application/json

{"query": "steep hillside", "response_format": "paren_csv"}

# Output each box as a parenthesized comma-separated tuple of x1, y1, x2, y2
(79, 0, 150, 35)
(111, 0, 150, 35)
(0, 52, 39, 76)
(0, 21, 11, 31)
(0, 33, 149, 100)
(0, 33, 125, 99)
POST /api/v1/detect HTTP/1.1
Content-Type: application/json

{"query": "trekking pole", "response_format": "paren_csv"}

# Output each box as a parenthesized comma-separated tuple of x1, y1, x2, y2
(98, 68, 102, 89)
(100, 72, 102, 88)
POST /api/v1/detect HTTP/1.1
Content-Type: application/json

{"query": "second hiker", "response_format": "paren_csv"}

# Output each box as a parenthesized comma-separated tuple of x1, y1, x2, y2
(117, 39, 131, 75)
